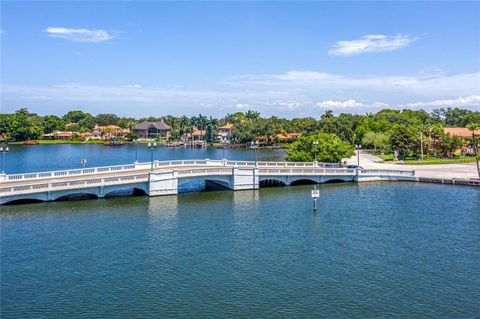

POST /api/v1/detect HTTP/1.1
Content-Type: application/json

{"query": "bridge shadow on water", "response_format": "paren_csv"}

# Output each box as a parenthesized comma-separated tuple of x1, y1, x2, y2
(3, 198, 46, 205)
(103, 188, 148, 198)
(178, 180, 230, 194)
(3, 179, 348, 206)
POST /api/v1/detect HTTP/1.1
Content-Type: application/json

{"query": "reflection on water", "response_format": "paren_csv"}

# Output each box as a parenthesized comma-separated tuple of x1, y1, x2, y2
(5, 144, 286, 173)
(1, 183, 479, 318)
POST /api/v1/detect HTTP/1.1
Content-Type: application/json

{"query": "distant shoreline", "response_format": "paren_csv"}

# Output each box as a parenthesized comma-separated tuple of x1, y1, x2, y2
(9, 139, 281, 149)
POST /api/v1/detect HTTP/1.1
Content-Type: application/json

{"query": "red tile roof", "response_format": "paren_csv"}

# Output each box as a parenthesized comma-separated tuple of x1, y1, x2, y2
(444, 127, 480, 138)
(219, 123, 234, 129)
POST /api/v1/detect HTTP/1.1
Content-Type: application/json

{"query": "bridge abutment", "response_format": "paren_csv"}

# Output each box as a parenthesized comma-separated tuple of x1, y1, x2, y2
(148, 170, 179, 196)
(231, 167, 259, 190)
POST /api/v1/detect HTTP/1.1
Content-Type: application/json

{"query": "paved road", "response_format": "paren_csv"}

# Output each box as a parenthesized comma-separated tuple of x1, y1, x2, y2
(347, 151, 479, 179)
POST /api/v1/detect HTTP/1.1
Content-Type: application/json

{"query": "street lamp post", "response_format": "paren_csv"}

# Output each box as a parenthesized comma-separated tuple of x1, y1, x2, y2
(313, 141, 319, 163)
(80, 159, 87, 169)
(148, 142, 157, 171)
(134, 139, 139, 163)
(0, 145, 9, 174)
(420, 131, 424, 161)
(355, 144, 361, 166)
(252, 140, 259, 166)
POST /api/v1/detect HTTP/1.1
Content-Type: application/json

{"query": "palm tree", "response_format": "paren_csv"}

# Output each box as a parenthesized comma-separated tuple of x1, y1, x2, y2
(179, 116, 190, 138)
(467, 123, 480, 178)
(245, 110, 260, 121)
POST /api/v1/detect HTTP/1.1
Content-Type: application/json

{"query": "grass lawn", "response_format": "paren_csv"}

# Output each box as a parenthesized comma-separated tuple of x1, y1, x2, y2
(400, 157, 477, 165)
(367, 150, 477, 165)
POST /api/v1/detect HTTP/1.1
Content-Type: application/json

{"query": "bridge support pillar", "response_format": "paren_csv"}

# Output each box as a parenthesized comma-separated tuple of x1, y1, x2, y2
(232, 167, 259, 190)
(148, 170, 178, 196)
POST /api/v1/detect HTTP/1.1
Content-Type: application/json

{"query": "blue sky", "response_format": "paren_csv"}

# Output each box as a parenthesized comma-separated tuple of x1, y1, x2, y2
(1, 1, 479, 117)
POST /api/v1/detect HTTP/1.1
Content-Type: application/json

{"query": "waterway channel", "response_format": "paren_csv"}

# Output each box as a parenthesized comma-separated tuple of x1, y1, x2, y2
(1, 145, 479, 317)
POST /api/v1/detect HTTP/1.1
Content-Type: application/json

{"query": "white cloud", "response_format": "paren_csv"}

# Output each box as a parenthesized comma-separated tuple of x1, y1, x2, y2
(406, 95, 480, 108)
(2, 70, 479, 117)
(223, 70, 480, 98)
(328, 34, 418, 56)
(44, 27, 113, 43)
(316, 99, 363, 109)
(3, 82, 479, 118)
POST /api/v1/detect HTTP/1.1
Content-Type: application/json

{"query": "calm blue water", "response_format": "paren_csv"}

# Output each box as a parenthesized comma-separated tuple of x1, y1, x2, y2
(5, 144, 285, 173)
(1, 145, 480, 317)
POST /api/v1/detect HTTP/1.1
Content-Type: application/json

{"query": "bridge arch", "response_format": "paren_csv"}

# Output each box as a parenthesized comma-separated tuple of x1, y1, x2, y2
(54, 192, 99, 202)
(259, 178, 287, 188)
(104, 187, 148, 198)
(290, 178, 318, 186)
(178, 176, 233, 193)
(323, 178, 349, 183)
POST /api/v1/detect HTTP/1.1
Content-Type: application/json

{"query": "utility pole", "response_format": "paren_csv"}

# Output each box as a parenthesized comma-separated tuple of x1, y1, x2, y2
(0, 145, 9, 174)
(148, 142, 157, 172)
(420, 131, 424, 161)
(355, 144, 361, 166)
(134, 139, 139, 163)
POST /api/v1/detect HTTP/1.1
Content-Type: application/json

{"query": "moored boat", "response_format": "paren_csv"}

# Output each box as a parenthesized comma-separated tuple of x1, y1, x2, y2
(103, 140, 125, 146)
(23, 140, 39, 145)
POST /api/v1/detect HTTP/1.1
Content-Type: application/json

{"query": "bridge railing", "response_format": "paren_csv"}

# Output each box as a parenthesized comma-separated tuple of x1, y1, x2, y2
(360, 169, 415, 176)
(6, 164, 138, 182)
(177, 167, 233, 176)
(4, 159, 340, 182)
(0, 173, 149, 195)
(258, 168, 356, 175)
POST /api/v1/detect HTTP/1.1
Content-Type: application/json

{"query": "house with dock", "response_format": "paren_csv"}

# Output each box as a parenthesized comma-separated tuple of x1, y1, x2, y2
(217, 123, 234, 143)
(133, 120, 171, 139)
(443, 127, 480, 155)
(184, 128, 207, 148)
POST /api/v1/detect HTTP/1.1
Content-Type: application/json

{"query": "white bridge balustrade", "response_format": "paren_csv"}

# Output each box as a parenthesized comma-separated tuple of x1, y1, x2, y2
(0, 159, 416, 205)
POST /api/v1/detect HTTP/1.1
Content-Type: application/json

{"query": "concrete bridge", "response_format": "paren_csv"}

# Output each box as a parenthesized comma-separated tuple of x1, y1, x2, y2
(0, 159, 416, 205)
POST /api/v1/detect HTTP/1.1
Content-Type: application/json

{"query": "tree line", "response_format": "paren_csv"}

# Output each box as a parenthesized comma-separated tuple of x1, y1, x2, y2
(1, 107, 479, 162)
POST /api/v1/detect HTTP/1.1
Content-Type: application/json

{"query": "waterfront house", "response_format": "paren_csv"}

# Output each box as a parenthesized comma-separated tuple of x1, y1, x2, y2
(217, 123, 234, 143)
(443, 127, 480, 138)
(101, 125, 129, 140)
(80, 132, 93, 140)
(92, 125, 103, 139)
(255, 132, 301, 144)
(274, 133, 301, 142)
(56, 131, 73, 140)
(90, 124, 130, 140)
(183, 128, 207, 148)
(443, 127, 480, 155)
(133, 120, 171, 139)
(185, 128, 207, 141)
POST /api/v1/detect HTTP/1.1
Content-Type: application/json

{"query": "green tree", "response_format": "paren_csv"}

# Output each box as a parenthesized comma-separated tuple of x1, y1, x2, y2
(436, 132, 462, 157)
(389, 124, 416, 159)
(286, 133, 355, 163)
(62, 110, 93, 124)
(362, 131, 389, 152)
(95, 113, 119, 126)
(467, 123, 480, 178)
(42, 115, 63, 134)
(125, 132, 139, 141)
(8, 108, 44, 141)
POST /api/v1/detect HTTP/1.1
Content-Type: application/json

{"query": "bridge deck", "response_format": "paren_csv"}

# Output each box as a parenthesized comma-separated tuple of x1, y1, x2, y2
(0, 160, 416, 204)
